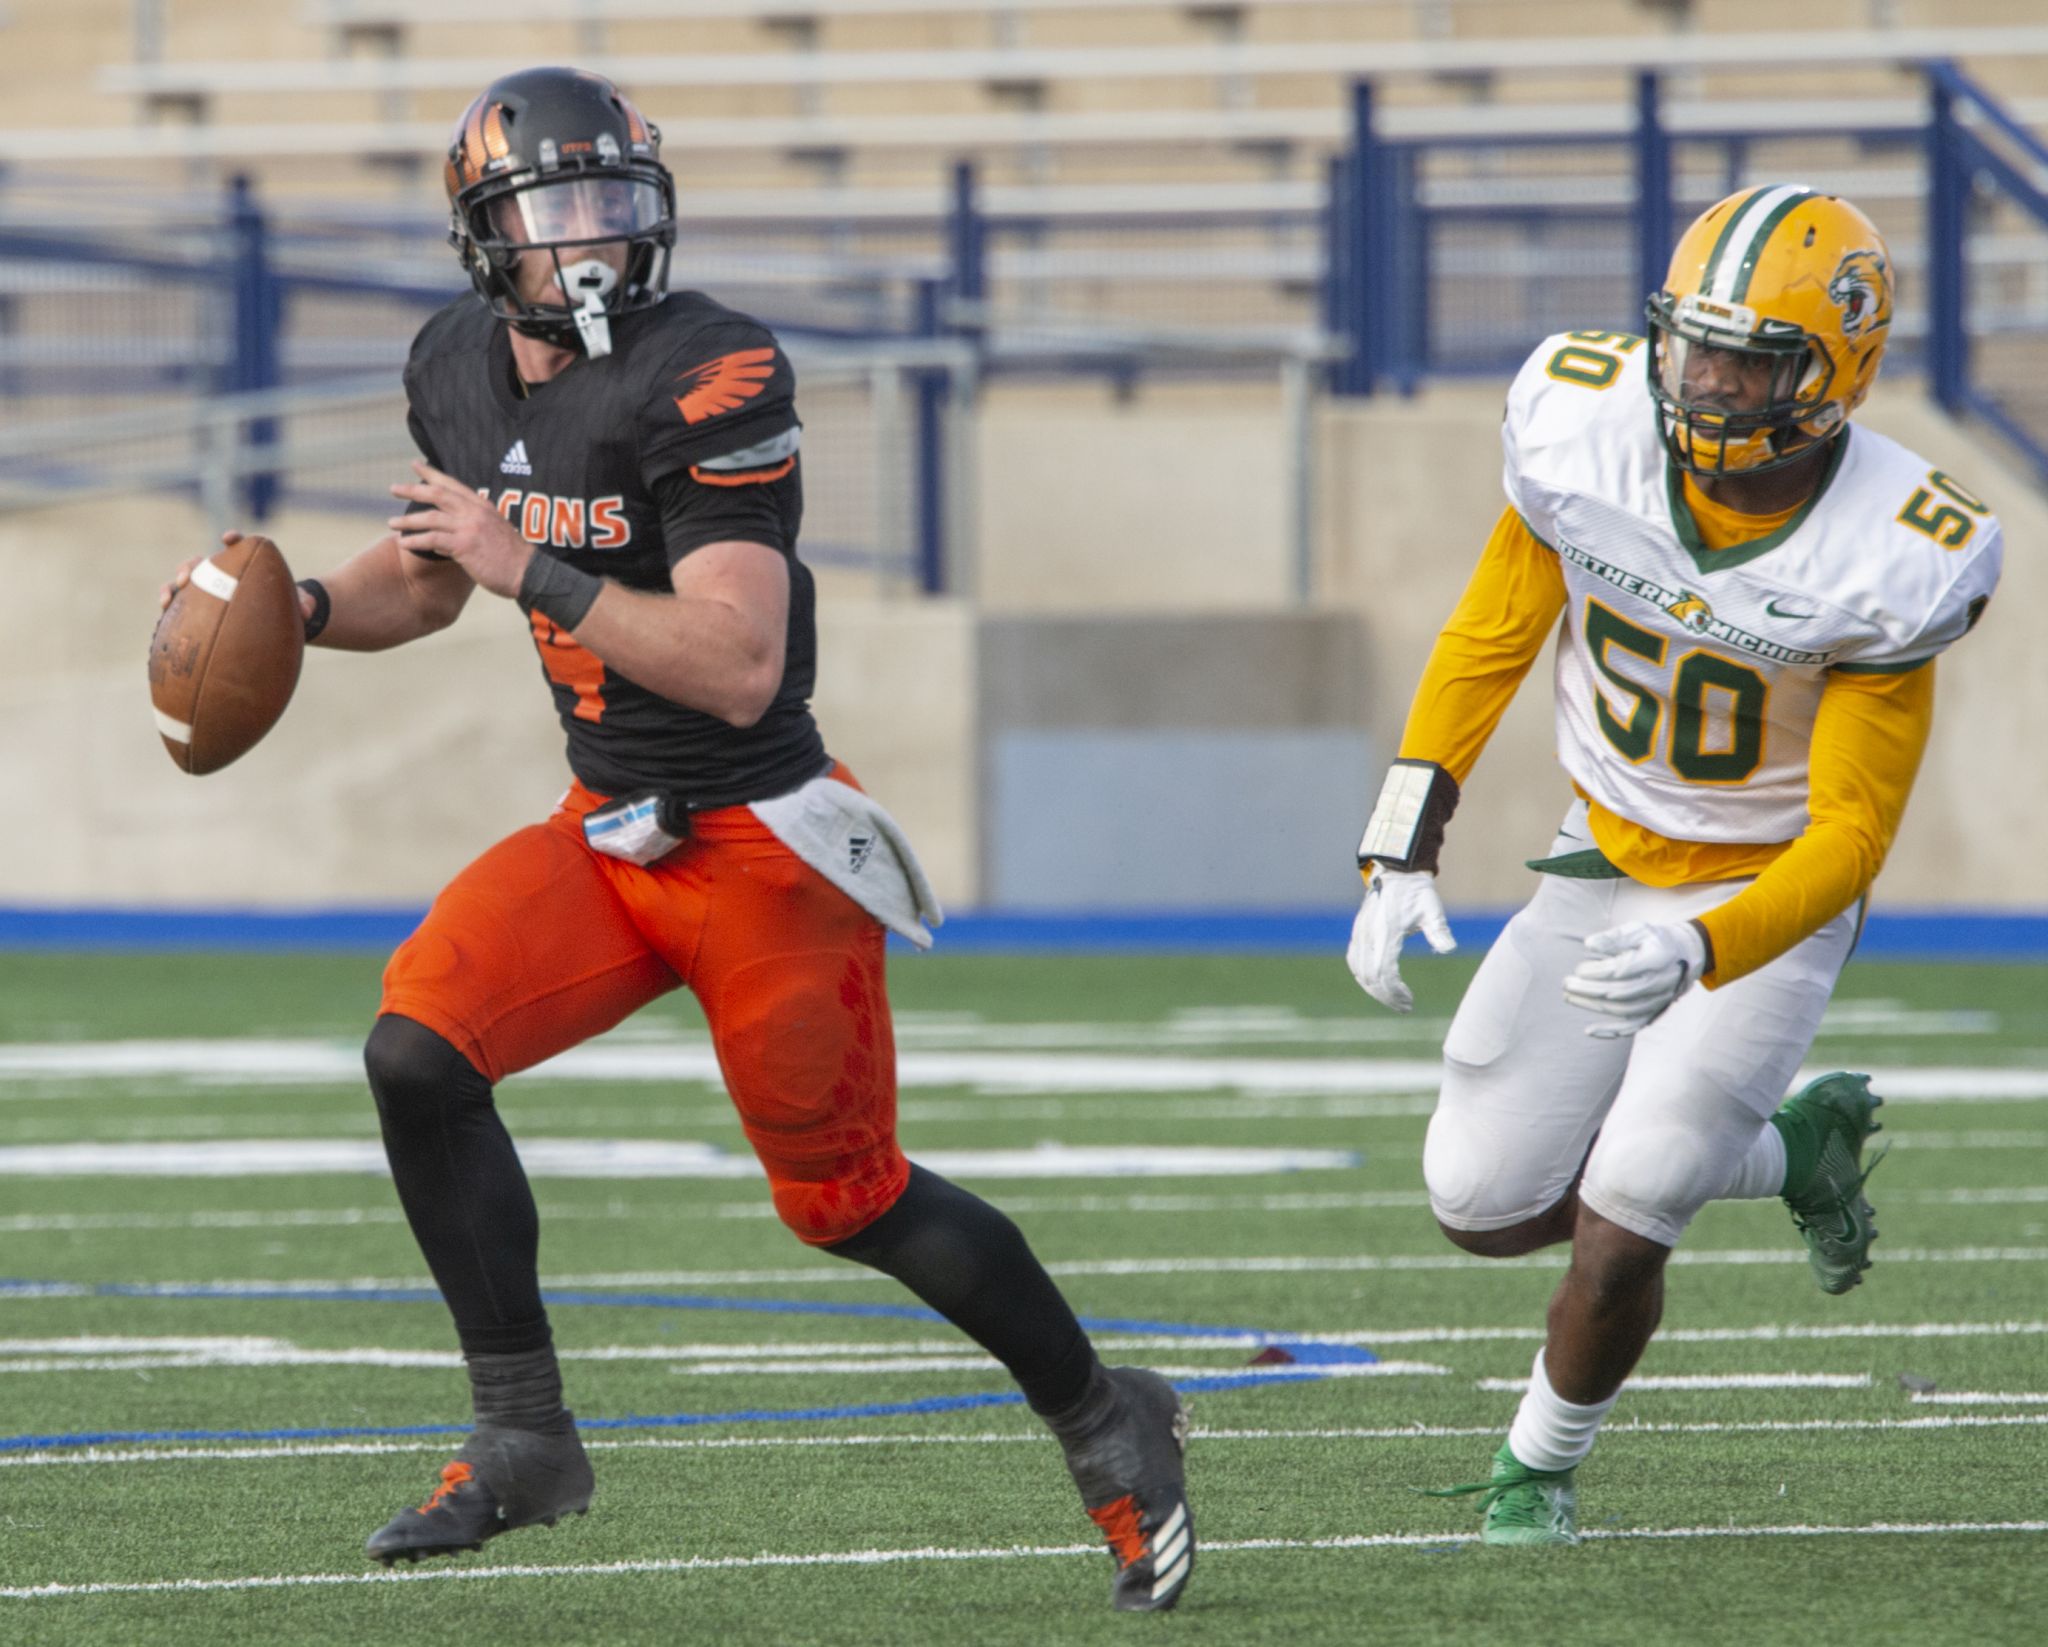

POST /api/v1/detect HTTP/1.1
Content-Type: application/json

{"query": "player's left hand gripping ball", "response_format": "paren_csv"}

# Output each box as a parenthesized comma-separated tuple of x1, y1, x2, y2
(1563, 920, 1709, 1038)
(1347, 864, 1457, 1013)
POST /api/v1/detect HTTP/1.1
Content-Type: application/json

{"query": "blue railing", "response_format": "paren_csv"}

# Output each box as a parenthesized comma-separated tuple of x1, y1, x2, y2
(5, 61, 2046, 579)
(1321, 59, 2048, 482)
(1925, 61, 2048, 487)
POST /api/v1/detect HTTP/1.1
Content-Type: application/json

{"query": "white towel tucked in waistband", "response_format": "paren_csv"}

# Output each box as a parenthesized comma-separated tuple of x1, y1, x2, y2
(749, 775, 944, 950)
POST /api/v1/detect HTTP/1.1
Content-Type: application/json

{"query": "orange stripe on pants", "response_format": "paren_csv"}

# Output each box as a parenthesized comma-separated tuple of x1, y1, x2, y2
(379, 766, 909, 1244)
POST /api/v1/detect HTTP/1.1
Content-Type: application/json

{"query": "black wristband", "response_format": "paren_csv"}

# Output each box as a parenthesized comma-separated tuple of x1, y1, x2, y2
(1356, 759, 1461, 874)
(516, 553, 601, 631)
(297, 578, 331, 642)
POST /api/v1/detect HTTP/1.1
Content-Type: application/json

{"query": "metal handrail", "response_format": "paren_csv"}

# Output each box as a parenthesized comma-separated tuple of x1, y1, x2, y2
(0, 374, 401, 463)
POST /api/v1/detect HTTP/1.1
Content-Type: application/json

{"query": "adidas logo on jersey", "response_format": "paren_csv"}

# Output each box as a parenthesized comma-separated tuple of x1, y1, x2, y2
(500, 440, 533, 476)
(848, 833, 876, 874)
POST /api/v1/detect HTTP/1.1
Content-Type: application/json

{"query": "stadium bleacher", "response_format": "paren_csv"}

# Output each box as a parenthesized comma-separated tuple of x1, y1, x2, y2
(2, 1, 2042, 198)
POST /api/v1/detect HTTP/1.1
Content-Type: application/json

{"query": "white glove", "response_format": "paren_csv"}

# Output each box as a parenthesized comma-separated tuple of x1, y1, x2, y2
(1347, 864, 1457, 1013)
(1562, 920, 1709, 1038)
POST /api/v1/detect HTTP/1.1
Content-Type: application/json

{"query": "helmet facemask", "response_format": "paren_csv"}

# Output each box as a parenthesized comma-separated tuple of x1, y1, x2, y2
(456, 171, 675, 358)
(1646, 290, 1840, 478)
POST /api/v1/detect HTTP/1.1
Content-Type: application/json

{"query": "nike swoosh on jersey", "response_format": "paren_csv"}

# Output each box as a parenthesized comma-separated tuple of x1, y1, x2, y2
(1764, 596, 1820, 620)
(671, 347, 777, 425)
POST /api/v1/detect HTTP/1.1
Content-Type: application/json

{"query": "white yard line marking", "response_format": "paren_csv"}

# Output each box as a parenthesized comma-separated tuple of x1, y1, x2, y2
(6, 1184, 2039, 1232)
(1811, 1000, 1998, 1038)
(31, 1249, 2046, 1297)
(2, 1321, 2036, 1376)
(1477, 1372, 1872, 1393)
(9, 1412, 2048, 1470)
(4, 1321, 2032, 1366)
(1908, 1391, 2048, 1406)
(1889, 1131, 2048, 1151)
(0, 1140, 1358, 1180)
(3, 1038, 2044, 1104)
(1194, 1416, 2048, 1438)
(529, 1246, 2048, 1283)
(1914, 1186, 2048, 1205)
(0, 1206, 677, 1234)
(0, 1336, 1446, 1379)
(6, 1520, 2046, 1599)
(1345, 1320, 2048, 1346)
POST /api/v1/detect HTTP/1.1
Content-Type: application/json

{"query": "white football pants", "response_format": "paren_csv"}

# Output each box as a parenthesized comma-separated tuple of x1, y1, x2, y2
(1423, 802, 1859, 1248)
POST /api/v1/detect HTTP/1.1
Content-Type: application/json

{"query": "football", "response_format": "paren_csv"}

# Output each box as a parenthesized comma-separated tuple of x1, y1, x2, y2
(147, 535, 305, 774)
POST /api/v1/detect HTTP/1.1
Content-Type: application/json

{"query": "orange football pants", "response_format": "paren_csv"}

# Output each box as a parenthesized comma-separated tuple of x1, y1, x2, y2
(378, 764, 908, 1245)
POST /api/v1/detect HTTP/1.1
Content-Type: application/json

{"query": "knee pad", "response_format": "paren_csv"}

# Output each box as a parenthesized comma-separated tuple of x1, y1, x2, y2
(765, 1156, 911, 1246)
(1422, 1104, 1501, 1224)
(1424, 1101, 1570, 1231)
(364, 1013, 489, 1127)
(1580, 1123, 1724, 1244)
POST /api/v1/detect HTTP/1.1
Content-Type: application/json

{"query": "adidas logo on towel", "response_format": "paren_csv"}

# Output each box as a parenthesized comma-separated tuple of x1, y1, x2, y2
(500, 440, 533, 476)
(848, 833, 876, 874)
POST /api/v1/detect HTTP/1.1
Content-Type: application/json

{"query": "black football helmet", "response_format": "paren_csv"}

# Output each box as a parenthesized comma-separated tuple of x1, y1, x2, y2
(444, 67, 676, 358)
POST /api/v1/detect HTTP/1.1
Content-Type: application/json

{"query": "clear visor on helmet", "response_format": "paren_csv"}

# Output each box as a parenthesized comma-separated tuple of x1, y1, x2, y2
(486, 177, 668, 248)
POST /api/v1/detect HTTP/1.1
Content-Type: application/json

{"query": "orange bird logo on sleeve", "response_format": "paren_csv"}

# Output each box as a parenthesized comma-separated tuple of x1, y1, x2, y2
(672, 347, 778, 424)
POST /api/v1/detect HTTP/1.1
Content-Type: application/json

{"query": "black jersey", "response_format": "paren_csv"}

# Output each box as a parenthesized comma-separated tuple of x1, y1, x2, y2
(401, 291, 828, 807)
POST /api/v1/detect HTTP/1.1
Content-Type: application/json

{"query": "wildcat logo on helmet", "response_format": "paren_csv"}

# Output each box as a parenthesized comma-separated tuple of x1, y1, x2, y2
(1827, 250, 1889, 341)
(1666, 592, 1714, 633)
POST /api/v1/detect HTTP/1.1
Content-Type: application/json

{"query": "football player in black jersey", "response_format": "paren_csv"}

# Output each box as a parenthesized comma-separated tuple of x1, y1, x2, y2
(157, 67, 1192, 1611)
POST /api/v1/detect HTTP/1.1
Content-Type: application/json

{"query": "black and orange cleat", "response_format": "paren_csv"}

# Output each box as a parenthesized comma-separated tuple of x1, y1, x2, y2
(1051, 1366, 1194, 1612)
(364, 1424, 594, 1566)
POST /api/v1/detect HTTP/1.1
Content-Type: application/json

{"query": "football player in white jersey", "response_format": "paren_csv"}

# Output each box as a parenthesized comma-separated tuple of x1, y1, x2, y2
(1346, 186, 2003, 1545)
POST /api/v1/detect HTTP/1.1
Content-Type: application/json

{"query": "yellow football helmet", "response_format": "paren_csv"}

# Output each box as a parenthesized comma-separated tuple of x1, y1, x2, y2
(1646, 185, 1893, 476)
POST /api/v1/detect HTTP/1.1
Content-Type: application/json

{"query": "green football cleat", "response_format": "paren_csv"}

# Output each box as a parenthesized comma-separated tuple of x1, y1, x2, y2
(1779, 1071, 1889, 1296)
(1427, 1443, 1579, 1547)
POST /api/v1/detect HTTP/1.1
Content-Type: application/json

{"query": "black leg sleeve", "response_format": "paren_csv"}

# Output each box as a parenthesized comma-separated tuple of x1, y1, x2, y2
(826, 1164, 1100, 1415)
(364, 1013, 551, 1359)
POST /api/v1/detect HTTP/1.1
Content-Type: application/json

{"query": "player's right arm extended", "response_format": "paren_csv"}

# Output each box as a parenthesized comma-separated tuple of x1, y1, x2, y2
(1362, 503, 1568, 871)
(301, 533, 477, 651)
(1348, 507, 1565, 1008)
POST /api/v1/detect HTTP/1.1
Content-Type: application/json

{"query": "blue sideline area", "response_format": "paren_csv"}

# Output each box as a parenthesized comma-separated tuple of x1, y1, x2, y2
(2, 905, 2046, 959)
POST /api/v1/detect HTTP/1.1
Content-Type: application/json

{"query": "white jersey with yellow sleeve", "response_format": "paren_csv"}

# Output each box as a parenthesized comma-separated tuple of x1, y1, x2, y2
(1504, 328, 2003, 847)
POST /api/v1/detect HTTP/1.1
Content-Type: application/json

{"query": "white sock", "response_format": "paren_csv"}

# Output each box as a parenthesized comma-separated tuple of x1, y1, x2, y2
(1718, 1124, 1788, 1201)
(1505, 1350, 1619, 1473)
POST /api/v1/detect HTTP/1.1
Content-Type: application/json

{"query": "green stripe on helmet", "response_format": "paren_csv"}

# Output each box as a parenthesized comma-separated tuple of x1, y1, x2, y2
(1698, 187, 1770, 297)
(1729, 189, 1816, 303)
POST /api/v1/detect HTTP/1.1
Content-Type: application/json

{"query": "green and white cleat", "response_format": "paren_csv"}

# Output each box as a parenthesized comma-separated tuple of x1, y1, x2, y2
(1428, 1444, 1579, 1547)
(1779, 1071, 1889, 1297)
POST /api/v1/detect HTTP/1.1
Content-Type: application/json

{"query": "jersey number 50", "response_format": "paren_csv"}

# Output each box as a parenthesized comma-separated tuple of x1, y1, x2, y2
(1586, 600, 1766, 784)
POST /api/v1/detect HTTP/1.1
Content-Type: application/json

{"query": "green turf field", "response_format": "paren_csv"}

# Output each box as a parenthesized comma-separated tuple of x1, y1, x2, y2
(0, 950, 2042, 1645)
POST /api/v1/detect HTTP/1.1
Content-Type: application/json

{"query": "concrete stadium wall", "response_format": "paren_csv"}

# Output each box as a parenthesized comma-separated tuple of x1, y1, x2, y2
(2, 370, 2040, 913)
(0, 499, 979, 907)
